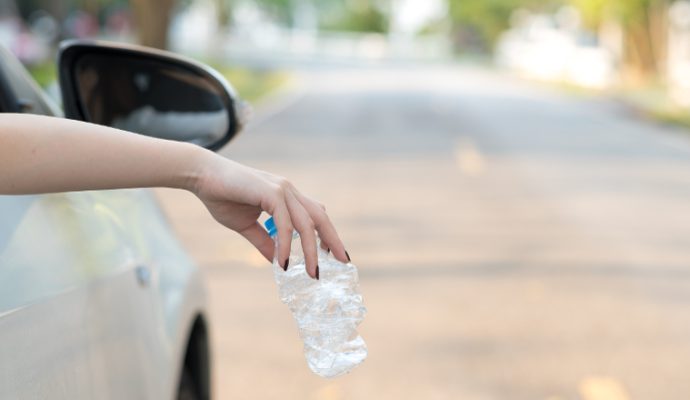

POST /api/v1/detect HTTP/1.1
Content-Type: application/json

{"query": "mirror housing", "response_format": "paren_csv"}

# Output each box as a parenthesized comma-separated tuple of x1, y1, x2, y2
(58, 40, 248, 151)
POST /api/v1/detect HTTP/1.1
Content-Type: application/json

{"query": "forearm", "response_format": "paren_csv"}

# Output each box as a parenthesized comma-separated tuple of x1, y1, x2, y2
(0, 113, 208, 194)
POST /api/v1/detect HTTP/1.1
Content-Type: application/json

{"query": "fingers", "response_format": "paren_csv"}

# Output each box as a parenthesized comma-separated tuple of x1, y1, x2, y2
(239, 221, 275, 262)
(262, 175, 348, 279)
(271, 202, 293, 269)
(294, 192, 349, 264)
(285, 190, 319, 279)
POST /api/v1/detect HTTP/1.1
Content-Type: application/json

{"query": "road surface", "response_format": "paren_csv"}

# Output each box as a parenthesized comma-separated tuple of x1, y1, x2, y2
(156, 64, 690, 399)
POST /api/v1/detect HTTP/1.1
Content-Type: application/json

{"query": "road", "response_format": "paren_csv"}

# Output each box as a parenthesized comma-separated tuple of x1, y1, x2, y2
(156, 64, 690, 399)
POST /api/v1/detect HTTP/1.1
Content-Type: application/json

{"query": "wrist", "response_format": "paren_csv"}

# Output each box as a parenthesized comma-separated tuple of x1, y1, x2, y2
(174, 142, 215, 193)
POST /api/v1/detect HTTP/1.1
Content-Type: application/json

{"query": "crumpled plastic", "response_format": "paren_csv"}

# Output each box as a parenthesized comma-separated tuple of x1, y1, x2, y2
(273, 247, 367, 378)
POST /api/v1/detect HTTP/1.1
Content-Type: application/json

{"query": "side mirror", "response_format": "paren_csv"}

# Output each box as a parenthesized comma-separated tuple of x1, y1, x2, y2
(58, 40, 248, 151)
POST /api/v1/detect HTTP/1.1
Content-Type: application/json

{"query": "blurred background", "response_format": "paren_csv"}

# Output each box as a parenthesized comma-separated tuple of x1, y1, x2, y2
(6, 0, 690, 399)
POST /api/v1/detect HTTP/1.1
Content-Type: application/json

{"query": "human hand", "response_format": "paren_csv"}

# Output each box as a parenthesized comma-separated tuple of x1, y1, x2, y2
(0, 113, 347, 278)
(191, 151, 349, 278)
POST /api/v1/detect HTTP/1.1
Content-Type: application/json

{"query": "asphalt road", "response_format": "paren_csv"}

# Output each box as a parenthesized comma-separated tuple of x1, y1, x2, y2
(157, 64, 690, 400)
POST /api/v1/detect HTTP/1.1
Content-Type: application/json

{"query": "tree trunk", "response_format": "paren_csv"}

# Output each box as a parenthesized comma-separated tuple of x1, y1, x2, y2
(81, 0, 100, 16)
(216, 0, 231, 28)
(623, 23, 656, 83)
(130, 0, 175, 49)
(648, 0, 668, 79)
(621, 0, 669, 84)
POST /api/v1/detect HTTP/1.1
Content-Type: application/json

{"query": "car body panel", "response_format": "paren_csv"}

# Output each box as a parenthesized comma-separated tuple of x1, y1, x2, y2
(0, 44, 210, 399)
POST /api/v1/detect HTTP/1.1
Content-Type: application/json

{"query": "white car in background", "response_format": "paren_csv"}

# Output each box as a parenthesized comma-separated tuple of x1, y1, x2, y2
(0, 40, 247, 400)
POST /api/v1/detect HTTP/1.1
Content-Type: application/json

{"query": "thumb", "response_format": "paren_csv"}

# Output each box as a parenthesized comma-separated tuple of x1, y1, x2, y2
(239, 221, 275, 262)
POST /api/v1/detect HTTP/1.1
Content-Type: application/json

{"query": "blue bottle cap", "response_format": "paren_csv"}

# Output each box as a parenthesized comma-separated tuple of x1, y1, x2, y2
(264, 216, 277, 237)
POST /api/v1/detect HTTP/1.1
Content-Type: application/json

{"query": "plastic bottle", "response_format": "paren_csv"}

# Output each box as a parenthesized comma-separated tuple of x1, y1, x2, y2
(264, 217, 367, 378)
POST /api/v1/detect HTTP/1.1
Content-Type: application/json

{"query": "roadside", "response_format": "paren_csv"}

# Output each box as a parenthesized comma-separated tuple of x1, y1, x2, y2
(615, 84, 690, 130)
(211, 64, 290, 103)
(516, 73, 690, 133)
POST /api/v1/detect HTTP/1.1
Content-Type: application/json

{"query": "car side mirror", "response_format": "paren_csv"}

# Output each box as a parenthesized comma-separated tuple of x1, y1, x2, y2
(58, 40, 248, 151)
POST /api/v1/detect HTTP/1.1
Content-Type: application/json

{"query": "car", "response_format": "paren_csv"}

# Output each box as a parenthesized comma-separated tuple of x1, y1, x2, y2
(0, 39, 248, 399)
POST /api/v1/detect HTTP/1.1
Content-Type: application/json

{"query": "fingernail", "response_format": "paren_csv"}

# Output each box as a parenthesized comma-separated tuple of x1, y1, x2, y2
(345, 250, 351, 262)
(282, 259, 289, 271)
(315, 265, 320, 280)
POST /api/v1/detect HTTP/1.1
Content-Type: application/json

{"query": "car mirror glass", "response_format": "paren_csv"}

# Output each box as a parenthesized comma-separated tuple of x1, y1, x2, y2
(59, 41, 244, 150)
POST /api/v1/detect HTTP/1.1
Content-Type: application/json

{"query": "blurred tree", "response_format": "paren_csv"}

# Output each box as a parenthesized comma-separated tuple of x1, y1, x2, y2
(248, 0, 387, 32)
(130, 0, 174, 49)
(337, 6, 387, 32)
(254, 0, 294, 25)
(447, 0, 556, 52)
(81, 0, 101, 15)
(215, 0, 232, 27)
(570, 0, 669, 81)
(319, 0, 389, 33)
(448, 0, 669, 79)
(569, 0, 606, 30)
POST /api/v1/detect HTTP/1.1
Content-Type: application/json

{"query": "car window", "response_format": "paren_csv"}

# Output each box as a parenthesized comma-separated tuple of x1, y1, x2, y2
(0, 45, 61, 117)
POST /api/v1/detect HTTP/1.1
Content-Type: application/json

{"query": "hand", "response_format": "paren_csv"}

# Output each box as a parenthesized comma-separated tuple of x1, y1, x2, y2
(191, 151, 349, 278)
(0, 113, 348, 277)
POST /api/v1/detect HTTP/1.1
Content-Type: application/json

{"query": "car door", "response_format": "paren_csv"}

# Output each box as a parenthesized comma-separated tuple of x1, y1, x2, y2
(0, 47, 159, 398)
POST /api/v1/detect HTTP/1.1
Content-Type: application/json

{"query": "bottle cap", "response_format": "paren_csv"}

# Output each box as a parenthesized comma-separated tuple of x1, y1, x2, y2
(264, 217, 277, 237)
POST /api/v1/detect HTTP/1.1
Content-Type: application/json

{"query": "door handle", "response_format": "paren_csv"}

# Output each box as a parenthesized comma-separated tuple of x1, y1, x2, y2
(135, 265, 151, 288)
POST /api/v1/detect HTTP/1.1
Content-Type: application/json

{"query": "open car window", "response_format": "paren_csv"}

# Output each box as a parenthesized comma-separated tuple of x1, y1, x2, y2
(0, 45, 61, 117)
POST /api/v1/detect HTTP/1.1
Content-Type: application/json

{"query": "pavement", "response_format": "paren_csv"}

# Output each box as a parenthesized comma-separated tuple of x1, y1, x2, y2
(155, 64, 690, 400)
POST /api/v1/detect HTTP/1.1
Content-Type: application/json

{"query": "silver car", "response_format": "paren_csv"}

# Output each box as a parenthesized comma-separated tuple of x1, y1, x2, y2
(0, 40, 247, 400)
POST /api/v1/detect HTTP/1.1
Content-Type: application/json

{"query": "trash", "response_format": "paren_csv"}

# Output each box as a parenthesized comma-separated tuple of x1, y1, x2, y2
(264, 217, 367, 378)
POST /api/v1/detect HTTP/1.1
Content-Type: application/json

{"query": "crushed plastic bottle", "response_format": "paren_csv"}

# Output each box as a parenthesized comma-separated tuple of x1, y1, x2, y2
(264, 217, 367, 378)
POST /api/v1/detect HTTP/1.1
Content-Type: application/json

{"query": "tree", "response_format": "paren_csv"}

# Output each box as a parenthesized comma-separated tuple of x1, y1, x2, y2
(446, 0, 559, 52)
(569, 0, 669, 82)
(446, 0, 670, 79)
(215, 0, 232, 27)
(325, 0, 389, 33)
(254, 0, 294, 26)
(129, 0, 175, 49)
(619, 0, 668, 80)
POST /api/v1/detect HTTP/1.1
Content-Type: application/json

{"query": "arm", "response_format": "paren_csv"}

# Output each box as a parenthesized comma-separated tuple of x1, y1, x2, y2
(0, 113, 347, 278)
(0, 113, 203, 193)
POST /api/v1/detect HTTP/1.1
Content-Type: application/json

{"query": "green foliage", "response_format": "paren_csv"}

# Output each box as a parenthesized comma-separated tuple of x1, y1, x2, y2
(569, 0, 670, 77)
(324, 4, 388, 33)
(611, 0, 666, 26)
(569, 0, 669, 29)
(569, 0, 608, 29)
(27, 62, 57, 88)
(314, 0, 389, 33)
(252, 0, 294, 25)
(447, 0, 558, 50)
(213, 65, 289, 102)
